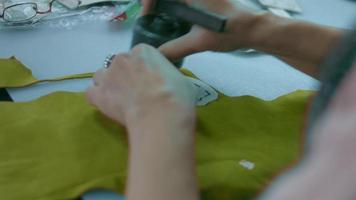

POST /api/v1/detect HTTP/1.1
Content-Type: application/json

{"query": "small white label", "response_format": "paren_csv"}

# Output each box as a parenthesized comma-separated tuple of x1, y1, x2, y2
(259, 0, 302, 13)
(268, 7, 292, 18)
(187, 77, 219, 106)
(239, 160, 255, 170)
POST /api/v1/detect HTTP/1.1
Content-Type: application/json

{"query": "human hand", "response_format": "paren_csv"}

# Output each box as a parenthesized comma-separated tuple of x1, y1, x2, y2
(87, 44, 199, 200)
(86, 44, 197, 131)
(141, 0, 156, 15)
(141, 0, 259, 61)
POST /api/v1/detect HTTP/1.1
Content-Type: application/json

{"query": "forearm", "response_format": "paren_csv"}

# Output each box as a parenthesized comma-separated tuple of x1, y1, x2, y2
(262, 140, 356, 200)
(262, 154, 356, 200)
(238, 13, 343, 78)
(126, 114, 199, 200)
(263, 94, 356, 200)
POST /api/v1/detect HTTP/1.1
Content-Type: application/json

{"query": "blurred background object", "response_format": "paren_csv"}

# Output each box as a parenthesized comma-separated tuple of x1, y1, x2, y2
(0, 0, 135, 29)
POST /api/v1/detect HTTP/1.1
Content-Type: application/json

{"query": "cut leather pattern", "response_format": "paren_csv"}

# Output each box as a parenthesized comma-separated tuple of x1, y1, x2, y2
(0, 57, 93, 88)
(0, 58, 314, 200)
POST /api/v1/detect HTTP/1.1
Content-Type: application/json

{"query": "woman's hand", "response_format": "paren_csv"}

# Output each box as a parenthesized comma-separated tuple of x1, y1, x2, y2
(160, 0, 259, 61)
(141, 0, 260, 61)
(141, 0, 156, 15)
(141, 0, 343, 78)
(86, 44, 199, 200)
(86, 44, 196, 131)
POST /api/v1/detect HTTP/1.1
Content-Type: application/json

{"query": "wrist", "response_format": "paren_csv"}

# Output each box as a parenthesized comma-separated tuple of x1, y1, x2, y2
(229, 11, 278, 49)
(126, 123, 198, 200)
(128, 119, 196, 164)
(127, 101, 196, 129)
(126, 95, 196, 125)
(127, 104, 196, 148)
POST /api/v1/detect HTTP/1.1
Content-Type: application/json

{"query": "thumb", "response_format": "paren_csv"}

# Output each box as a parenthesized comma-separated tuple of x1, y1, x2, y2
(159, 32, 202, 62)
(141, 0, 156, 16)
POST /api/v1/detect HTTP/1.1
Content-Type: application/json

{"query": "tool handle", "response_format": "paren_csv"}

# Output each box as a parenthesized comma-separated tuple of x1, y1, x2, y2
(155, 0, 227, 33)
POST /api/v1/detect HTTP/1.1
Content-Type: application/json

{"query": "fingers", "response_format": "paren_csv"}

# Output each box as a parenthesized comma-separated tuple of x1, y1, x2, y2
(141, 0, 156, 15)
(131, 43, 164, 63)
(110, 54, 130, 72)
(131, 43, 150, 56)
(93, 68, 105, 86)
(131, 44, 180, 73)
(86, 86, 124, 123)
(86, 86, 102, 107)
(92, 53, 130, 88)
(159, 31, 200, 61)
(131, 43, 156, 54)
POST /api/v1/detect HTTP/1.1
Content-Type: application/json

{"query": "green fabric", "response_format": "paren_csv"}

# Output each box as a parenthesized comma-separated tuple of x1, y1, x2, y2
(0, 57, 93, 88)
(0, 57, 314, 200)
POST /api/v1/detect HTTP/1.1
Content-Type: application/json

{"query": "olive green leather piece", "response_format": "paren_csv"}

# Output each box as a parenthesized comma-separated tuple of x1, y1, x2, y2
(0, 90, 313, 200)
(0, 57, 314, 200)
(0, 57, 93, 88)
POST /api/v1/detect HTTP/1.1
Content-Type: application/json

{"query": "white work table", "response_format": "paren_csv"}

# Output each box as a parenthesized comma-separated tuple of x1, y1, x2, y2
(1, 0, 355, 102)
(0, 0, 355, 199)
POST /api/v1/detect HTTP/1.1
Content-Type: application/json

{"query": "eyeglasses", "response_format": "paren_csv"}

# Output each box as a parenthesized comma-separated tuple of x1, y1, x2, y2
(0, 0, 56, 23)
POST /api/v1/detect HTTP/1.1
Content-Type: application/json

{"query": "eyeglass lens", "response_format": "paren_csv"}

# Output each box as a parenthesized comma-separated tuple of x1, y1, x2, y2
(4, 3, 37, 22)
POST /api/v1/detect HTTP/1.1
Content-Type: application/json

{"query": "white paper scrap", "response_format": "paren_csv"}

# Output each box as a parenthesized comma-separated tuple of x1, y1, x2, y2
(58, 0, 130, 9)
(187, 77, 219, 106)
(259, 0, 302, 13)
(239, 160, 255, 170)
(268, 7, 292, 18)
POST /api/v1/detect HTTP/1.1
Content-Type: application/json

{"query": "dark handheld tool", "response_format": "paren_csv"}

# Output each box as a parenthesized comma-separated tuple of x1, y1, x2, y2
(131, 0, 227, 67)
(154, 0, 227, 33)
(131, 13, 191, 67)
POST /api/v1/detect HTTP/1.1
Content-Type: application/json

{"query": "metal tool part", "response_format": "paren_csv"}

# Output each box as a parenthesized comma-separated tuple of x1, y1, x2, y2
(131, 0, 227, 67)
(131, 13, 190, 67)
(154, 0, 227, 32)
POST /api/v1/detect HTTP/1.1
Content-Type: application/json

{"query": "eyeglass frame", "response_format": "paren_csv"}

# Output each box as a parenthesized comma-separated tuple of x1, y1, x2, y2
(0, 0, 56, 23)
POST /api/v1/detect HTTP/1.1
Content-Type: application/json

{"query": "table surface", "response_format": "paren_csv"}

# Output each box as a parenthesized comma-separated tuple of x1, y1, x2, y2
(0, 0, 355, 199)
(1, 0, 355, 103)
